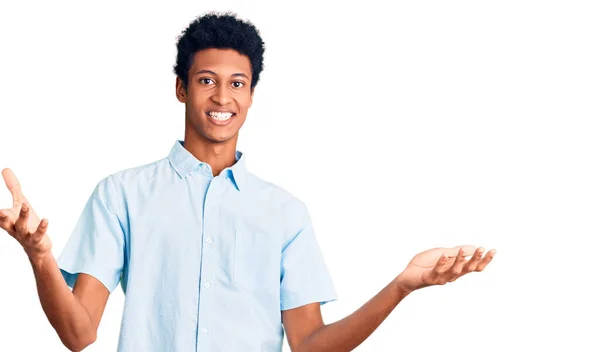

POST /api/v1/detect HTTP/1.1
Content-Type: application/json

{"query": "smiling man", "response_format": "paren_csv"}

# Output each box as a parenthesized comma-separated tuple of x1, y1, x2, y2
(0, 12, 495, 352)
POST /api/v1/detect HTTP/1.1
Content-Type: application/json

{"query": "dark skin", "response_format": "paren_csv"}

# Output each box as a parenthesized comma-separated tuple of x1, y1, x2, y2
(173, 48, 496, 351)
(284, 246, 495, 351)
(175, 48, 254, 177)
(0, 169, 108, 352)
(1, 48, 496, 351)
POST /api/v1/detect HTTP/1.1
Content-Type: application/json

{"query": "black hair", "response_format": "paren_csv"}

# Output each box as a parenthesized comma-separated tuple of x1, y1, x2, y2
(173, 11, 265, 91)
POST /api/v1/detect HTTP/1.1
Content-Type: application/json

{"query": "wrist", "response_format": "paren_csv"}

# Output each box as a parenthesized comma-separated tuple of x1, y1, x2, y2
(393, 273, 415, 297)
(27, 251, 52, 270)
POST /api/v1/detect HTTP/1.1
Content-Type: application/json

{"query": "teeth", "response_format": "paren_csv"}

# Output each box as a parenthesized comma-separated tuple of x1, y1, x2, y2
(208, 111, 233, 121)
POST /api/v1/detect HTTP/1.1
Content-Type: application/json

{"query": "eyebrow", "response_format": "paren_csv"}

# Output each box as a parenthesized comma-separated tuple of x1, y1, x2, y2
(194, 70, 249, 80)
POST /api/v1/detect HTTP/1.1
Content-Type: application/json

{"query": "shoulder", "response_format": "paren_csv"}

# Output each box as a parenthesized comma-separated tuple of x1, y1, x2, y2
(91, 157, 168, 213)
(243, 172, 311, 238)
(105, 157, 168, 187)
(244, 171, 308, 213)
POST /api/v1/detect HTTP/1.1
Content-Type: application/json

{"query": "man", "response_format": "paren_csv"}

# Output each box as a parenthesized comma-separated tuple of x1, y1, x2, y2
(0, 12, 496, 352)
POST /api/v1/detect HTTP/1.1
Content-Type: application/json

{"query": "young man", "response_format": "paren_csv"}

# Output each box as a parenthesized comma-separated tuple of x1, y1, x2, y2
(0, 12, 495, 352)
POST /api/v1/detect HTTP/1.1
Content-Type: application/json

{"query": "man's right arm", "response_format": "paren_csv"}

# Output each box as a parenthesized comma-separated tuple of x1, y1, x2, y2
(30, 254, 109, 352)
(0, 169, 110, 352)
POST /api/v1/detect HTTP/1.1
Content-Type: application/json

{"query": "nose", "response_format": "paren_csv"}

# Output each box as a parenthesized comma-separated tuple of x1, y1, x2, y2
(211, 84, 232, 106)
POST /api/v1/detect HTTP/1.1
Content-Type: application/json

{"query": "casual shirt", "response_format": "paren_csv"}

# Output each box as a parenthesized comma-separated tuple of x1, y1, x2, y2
(57, 140, 337, 351)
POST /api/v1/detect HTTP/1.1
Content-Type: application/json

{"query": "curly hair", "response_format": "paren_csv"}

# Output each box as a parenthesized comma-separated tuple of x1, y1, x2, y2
(173, 11, 266, 91)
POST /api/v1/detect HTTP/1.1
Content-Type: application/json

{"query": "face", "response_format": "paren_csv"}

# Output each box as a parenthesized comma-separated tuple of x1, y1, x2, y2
(176, 48, 254, 144)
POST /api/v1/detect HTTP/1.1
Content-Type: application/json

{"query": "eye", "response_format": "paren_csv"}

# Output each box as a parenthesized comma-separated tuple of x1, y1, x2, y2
(232, 81, 245, 88)
(199, 78, 214, 85)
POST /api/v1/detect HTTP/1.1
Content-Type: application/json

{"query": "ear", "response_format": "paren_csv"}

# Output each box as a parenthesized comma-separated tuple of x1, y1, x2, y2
(176, 77, 187, 103)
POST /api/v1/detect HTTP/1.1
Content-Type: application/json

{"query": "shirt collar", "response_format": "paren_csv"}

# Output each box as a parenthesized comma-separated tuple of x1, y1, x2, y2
(167, 140, 247, 191)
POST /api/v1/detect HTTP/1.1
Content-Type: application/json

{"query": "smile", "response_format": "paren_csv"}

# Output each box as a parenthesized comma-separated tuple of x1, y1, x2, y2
(206, 111, 236, 125)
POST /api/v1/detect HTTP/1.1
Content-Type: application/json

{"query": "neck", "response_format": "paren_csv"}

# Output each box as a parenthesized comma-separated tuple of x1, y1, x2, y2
(183, 126, 238, 177)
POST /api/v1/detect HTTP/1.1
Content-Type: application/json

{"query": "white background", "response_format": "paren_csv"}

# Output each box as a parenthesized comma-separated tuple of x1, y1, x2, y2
(1, 0, 598, 351)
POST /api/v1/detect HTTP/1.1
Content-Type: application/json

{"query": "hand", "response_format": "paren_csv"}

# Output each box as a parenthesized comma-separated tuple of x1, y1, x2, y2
(0, 168, 52, 261)
(395, 245, 496, 293)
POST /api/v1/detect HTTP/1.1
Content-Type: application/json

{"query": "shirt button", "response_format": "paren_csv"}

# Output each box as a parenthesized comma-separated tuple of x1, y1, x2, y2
(204, 282, 211, 289)
(206, 237, 213, 244)
(201, 328, 208, 335)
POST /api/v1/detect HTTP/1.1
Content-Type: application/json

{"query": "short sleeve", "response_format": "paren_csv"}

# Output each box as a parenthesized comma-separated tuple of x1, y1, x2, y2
(56, 176, 125, 294)
(280, 201, 337, 311)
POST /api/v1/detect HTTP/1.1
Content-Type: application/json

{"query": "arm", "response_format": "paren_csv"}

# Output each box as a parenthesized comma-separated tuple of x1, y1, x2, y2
(1, 169, 109, 351)
(283, 246, 496, 352)
(283, 279, 408, 352)
(30, 255, 109, 352)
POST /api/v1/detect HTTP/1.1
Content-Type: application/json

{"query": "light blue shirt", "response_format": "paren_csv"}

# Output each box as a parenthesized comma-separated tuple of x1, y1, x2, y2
(57, 140, 337, 351)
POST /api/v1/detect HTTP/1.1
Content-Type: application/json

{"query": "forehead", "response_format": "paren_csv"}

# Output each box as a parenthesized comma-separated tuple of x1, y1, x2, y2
(190, 48, 252, 76)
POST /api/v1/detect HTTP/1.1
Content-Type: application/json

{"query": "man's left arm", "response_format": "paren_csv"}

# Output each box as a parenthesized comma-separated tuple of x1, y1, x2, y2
(283, 278, 407, 352)
(283, 245, 496, 352)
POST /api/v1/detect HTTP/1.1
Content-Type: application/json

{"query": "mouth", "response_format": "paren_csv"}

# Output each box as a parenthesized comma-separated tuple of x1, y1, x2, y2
(206, 111, 236, 126)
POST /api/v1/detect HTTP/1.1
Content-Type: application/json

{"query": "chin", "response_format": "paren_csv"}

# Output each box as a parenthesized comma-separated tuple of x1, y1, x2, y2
(202, 132, 235, 144)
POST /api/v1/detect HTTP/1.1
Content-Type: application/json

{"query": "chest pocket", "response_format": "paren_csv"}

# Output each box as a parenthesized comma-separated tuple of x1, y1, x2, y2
(232, 221, 280, 293)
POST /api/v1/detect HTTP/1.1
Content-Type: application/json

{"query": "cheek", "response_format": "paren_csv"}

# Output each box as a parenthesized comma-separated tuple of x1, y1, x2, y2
(189, 98, 209, 116)
(236, 94, 253, 110)
(186, 86, 208, 104)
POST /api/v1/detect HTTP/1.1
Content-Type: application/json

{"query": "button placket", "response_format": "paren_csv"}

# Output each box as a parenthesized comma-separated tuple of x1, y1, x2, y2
(196, 177, 221, 351)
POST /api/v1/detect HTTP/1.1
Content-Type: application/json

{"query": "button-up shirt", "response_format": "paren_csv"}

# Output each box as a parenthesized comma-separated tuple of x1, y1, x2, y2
(57, 140, 337, 351)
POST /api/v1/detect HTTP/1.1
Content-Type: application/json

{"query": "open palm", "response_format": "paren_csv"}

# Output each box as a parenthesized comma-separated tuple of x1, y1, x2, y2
(0, 169, 41, 233)
(0, 168, 51, 257)
(396, 245, 496, 292)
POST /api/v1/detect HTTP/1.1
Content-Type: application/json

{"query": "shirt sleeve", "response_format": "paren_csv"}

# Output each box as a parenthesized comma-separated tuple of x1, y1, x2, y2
(280, 200, 337, 311)
(56, 175, 125, 294)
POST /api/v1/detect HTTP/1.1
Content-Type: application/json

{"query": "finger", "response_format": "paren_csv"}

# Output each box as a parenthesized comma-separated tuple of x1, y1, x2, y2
(464, 247, 485, 272)
(475, 249, 497, 271)
(0, 209, 15, 222)
(448, 248, 467, 280)
(424, 253, 451, 286)
(30, 218, 49, 244)
(433, 253, 450, 275)
(0, 209, 16, 236)
(449, 245, 476, 258)
(15, 202, 30, 237)
(2, 168, 27, 205)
